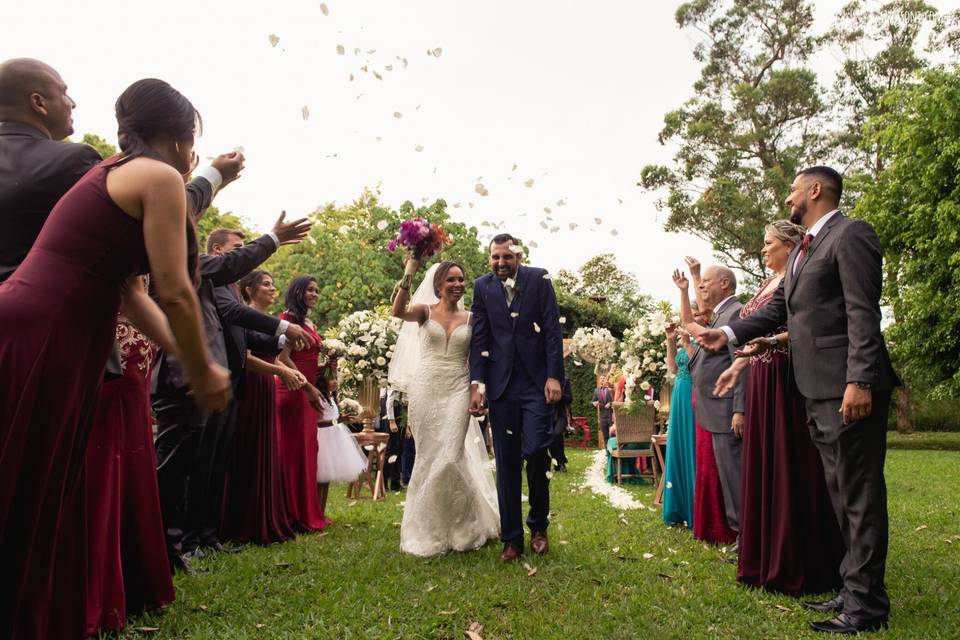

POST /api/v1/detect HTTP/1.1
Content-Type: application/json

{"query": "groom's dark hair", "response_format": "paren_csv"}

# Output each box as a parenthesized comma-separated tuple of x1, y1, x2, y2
(489, 233, 519, 249)
(797, 166, 843, 202)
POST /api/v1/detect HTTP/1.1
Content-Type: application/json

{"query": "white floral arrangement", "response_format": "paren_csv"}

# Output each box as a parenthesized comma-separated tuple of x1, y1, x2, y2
(618, 305, 676, 402)
(335, 310, 401, 385)
(337, 397, 362, 420)
(318, 337, 347, 368)
(570, 326, 618, 365)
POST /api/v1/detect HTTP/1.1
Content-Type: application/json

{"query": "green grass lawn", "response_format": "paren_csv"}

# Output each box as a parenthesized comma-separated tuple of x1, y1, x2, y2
(117, 446, 960, 640)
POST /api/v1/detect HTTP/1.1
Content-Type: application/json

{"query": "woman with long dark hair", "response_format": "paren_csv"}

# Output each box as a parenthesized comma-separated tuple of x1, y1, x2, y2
(0, 78, 230, 640)
(275, 275, 328, 531)
(220, 270, 301, 544)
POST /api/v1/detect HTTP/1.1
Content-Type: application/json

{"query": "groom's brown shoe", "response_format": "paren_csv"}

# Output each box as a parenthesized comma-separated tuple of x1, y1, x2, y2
(531, 531, 548, 555)
(500, 542, 522, 563)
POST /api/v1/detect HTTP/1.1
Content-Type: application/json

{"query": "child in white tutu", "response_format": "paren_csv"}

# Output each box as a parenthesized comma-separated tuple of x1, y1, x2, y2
(316, 376, 368, 520)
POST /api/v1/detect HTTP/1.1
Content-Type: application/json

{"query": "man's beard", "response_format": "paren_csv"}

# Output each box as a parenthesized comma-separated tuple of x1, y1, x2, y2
(789, 202, 806, 225)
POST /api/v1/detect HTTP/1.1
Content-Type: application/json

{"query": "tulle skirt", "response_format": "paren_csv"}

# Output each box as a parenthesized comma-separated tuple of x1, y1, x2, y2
(316, 424, 368, 483)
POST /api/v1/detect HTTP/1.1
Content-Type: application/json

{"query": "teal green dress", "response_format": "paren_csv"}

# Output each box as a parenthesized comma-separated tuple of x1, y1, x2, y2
(662, 347, 696, 527)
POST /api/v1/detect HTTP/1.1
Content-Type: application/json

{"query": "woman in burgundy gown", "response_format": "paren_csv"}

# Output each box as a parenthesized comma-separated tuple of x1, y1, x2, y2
(715, 221, 844, 595)
(221, 270, 300, 544)
(275, 275, 328, 531)
(0, 79, 229, 640)
(83, 311, 176, 636)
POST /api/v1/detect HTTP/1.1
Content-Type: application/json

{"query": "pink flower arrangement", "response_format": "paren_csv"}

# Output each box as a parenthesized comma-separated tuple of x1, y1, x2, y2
(387, 216, 450, 259)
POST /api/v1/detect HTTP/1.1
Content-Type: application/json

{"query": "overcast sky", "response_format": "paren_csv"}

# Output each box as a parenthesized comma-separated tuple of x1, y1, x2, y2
(3, 0, 949, 301)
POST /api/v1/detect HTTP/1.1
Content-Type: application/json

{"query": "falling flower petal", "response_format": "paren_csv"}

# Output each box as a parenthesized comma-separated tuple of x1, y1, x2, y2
(430, 47, 443, 57)
(545, 471, 553, 479)
(387, 454, 398, 463)
(366, 49, 377, 54)
(523, 562, 538, 577)
(268, 34, 280, 47)
(539, 221, 548, 229)
(385, 64, 393, 71)
(363, 444, 373, 451)
(414, 144, 424, 152)
(524, 178, 535, 188)
(510, 312, 519, 318)
(533, 322, 541, 333)
(594, 217, 603, 224)
(373, 71, 383, 80)
(529, 241, 539, 248)
(569, 223, 578, 230)
(393, 111, 403, 118)
(559, 317, 566, 324)
(475, 183, 489, 196)
(643, 553, 655, 559)
(468, 202, 474, 208)
(544, 207, 552, 215)
(506, 429, 514, 435)
(617, 198, 623, 204)
(481, 351, 490, 357)
(557, 198, 566, 206)
(349, 73, 354, 81)
(549, 226, 559, 233)
(320, 2, 329, 15)
(336, 44, 345, 55)
(301, 106, 310, 120)
(610, 229, 618, 236)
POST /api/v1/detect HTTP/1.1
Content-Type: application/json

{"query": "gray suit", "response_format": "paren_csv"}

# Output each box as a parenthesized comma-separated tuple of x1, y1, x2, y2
(728, 212, 899, 623)
(691, 297, 747, 533)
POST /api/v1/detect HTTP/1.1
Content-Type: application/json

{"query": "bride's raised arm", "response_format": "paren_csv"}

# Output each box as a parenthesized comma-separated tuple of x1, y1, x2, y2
(392, 256, 430, 325)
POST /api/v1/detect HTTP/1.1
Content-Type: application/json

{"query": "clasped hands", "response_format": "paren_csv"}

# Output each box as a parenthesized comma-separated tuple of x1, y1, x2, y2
(469, 377, 562, 416)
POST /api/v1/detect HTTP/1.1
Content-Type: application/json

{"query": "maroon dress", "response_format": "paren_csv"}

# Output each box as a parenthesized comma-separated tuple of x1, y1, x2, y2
(221, 350, 297, 544)
(275, 314, 326, 531)
(736, 281, 844, 595)
(82, 319, 175, 636)
(692, 395, 738, 545)
(0, 156, 148, 640)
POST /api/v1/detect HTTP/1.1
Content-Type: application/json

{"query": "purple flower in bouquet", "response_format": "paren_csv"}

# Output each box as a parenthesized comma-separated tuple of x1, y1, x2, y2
(388, 216, 450, 259)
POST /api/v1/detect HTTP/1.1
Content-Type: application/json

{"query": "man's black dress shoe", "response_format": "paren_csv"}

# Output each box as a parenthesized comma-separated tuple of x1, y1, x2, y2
(803, 596, 844, 614)
(810, 613, 888, 634)
(208, 541, 242, 554)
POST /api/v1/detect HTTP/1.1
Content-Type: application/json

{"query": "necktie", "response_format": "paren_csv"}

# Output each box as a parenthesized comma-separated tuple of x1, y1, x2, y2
(795, 233, 814, 271)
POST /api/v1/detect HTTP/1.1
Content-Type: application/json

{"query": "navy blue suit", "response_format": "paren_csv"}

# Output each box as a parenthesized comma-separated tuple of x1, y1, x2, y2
(469, 265, 564, 544)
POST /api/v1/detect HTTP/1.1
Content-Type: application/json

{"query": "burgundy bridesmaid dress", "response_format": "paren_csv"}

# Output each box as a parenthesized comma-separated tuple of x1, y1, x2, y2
(0, 156, 149, 640)
(736, 284, 844, 595)
(275, 314, 327, 531)
(692, 396, 738, 545)
(221, 350, 296, 544)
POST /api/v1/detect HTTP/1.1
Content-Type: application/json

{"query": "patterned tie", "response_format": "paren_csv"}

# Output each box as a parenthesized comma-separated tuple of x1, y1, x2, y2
(795, 233, 814, 270)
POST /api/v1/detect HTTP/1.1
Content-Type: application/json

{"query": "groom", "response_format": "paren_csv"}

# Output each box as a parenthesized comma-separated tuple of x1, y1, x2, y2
(469, 234, 565, 562)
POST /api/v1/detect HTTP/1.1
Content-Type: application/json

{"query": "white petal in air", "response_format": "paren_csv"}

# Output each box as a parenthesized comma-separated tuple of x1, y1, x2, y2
(336, 44, 345, 55)
(510, 312, 519, 318)
(387, 455, 398, 463)
(524, 178, 535, 188)
(533, 322, 541, 333)
(393, 111, 403, 118)
(415, 144, 424, 152)
(320, 3, 329, 15)
(559, 317, 566, 324)
(475, 183, 489, 197)
(481, 351, 490, 357)
(301, 106, 310, 120)
(268, 34, 280, 47)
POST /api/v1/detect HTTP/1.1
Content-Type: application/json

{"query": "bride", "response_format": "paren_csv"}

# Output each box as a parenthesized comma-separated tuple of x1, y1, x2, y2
(389, 256, 500, 556)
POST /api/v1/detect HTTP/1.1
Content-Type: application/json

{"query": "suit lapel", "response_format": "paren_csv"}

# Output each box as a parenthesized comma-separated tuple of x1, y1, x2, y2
(789, 212, 842, 300)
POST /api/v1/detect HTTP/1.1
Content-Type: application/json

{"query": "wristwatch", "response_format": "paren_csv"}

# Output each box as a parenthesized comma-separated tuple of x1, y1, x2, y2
(854, 382, 872, 390)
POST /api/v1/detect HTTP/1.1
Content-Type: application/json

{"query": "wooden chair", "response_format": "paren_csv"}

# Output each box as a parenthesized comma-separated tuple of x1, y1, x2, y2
(609, 402, 657, 485)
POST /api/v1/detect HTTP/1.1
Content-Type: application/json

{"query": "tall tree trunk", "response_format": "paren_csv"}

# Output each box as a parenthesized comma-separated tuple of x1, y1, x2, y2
(895, 384, 917, 433)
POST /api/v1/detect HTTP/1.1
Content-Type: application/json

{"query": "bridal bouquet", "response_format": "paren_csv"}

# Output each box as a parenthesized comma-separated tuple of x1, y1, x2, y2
(335, 310, 401, 386)
(618, 307, 675, 402)
(570, 326, 618, 365)
(387, 216, 450, 259)
(337, 397, 362, 420)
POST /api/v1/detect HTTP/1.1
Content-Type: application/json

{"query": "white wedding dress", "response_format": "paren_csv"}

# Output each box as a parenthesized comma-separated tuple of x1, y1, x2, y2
(400, 310, 500, 556)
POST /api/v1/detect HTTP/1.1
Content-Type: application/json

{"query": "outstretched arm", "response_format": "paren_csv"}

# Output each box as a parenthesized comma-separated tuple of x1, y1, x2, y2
(392, 257, 429, 325)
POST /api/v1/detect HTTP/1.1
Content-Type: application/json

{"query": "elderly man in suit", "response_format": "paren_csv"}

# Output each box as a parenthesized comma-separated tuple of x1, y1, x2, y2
(689, 265, 747, 545)
(698, 166, 899, 635)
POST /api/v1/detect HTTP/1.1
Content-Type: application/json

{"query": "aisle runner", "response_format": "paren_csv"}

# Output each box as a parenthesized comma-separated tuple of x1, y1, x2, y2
(579, 449, 646, 510)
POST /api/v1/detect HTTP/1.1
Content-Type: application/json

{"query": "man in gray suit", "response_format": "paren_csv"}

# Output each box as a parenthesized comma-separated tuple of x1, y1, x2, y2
(689, 265, 746, 542)
(698, 166, 899, 635)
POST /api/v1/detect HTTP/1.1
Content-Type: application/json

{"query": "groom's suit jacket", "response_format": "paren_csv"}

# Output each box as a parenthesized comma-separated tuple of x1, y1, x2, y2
(729, 212, 899, 402)
(469, 265, 565, 401)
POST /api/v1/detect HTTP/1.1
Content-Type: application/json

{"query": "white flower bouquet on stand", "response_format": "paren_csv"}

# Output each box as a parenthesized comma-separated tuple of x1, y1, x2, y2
(335, 310, 401, 431)
(618, 308, 675, 406)
(570, 326, 618, 371)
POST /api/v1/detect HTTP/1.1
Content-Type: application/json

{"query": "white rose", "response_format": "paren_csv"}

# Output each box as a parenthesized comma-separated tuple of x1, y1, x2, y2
(357, 359, 369, 369)
(376, 356, 386, 366)
(640, 381, 651, 391)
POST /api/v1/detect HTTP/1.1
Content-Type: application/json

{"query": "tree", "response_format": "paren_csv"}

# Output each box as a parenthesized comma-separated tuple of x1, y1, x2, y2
(824, 0, 940, 184)
(854, 68, 960, 401)
(639, 0, 823, 283)
(554, 253, 653, 319)
(81, 133, 116, 159)
(263, 189, 488, 331)
(194, 205, 256, 249)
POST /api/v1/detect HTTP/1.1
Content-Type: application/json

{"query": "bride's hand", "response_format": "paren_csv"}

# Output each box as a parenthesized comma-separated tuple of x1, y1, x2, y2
(404, 252, 420, 276)
(469, 386, 486, 416)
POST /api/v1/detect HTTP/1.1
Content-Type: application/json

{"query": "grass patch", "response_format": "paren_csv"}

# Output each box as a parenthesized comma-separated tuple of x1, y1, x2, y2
(887, 431, 960, 451)
(116, 448, 960, 639)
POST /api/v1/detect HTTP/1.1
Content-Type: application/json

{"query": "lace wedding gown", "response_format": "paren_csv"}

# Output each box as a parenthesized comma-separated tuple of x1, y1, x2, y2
(401, 313, 500, 556)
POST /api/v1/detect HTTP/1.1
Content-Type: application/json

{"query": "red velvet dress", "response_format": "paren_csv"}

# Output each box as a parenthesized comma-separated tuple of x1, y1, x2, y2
(0, 156, 148, 640)
(82, 319, 175, 636)
(275, 314, 326, 531)
(221, 350, 297, 544)
(692, 395, 738, 545)
(736, 282, 844, 595)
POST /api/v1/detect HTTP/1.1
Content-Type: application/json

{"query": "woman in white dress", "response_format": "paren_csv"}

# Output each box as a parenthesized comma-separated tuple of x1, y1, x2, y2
(389, 257, 500, 556)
